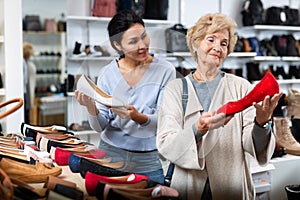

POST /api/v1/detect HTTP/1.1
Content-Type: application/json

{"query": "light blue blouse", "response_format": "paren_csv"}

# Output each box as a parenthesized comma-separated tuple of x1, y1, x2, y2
(89, 54, 176, 151)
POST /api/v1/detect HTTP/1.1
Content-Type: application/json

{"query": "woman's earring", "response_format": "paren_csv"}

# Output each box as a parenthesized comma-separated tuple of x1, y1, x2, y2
(194, 51, 198, 63)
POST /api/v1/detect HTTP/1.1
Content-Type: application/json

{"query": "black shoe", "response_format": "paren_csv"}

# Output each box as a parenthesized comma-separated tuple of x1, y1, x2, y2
(246, 62, 262, 82)
(78, 156, 129, 178)
(291, 117, 300, 143)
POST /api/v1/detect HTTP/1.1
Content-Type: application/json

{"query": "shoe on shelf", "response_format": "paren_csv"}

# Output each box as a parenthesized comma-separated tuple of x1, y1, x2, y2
(44, 175, 76, 191)
(85, 171, 149, 195)
(53, 146, 106, 165)
(21, 122, 67, 134)
(53, 183, 84, 200)
(0, 166, 14, 199)
(103, 184, 180, 200)
(38, 136, 86, 153)
(0, 157, 62, 183)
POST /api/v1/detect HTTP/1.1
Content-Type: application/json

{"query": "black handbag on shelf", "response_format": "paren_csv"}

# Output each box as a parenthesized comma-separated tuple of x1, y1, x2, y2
(143, 0, 168, 20)
(165, 24, 189, 53)
(265, 6, 300, 26)
(164, 77, 188, 187)
(24, 15, 42, 31)
(241, 0, 264, 26)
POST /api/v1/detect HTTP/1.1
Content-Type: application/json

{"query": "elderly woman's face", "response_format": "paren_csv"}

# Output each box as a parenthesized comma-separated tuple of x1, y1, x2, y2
(195, 29, 229, 67)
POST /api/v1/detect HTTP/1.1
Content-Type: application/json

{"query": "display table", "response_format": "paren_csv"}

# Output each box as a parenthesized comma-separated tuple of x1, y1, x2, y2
(30, 165, 96, 199)
(269, 154, 300, 200)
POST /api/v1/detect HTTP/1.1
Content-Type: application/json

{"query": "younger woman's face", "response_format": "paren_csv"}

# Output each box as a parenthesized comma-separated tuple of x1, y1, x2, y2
(119, 23, 150, 62)
(195, 29, 229, 68)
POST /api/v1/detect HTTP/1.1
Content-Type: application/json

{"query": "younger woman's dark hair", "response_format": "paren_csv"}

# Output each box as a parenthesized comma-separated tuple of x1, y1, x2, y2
(107, 10, 145, 56)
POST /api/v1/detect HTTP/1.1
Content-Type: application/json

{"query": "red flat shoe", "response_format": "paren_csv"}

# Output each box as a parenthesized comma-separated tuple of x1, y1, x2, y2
(85, 171, 149, 195)
(54, 147, 106, 165)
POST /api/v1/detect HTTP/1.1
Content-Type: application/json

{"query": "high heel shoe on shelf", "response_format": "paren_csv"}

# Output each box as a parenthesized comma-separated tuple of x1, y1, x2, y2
(217, 72, 279, 116)
(85, 171, 149, 196)
(52, 146, 106, 166)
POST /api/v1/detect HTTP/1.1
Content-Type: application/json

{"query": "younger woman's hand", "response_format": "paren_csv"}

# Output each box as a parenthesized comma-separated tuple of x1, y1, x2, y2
(74, 90, 98, 116)
(111, 105, 148, 124)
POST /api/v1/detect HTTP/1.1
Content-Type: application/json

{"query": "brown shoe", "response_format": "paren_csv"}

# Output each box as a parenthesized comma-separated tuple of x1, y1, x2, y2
(274, 117, 300, 155)
(0, 157, 62, 183)
(0, 167, 14, 199)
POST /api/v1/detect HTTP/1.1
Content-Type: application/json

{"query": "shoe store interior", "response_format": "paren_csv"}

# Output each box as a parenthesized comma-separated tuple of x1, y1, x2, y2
(1, 0, 300, 199)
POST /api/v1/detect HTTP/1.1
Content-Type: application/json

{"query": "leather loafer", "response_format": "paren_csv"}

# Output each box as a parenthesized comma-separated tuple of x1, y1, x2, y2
(38, 137, 85, 153)
(44, 175, 77, 191)
(54, 184, 84, 200)
(0, 157, 62, 183)
(0, 167, 14, 199)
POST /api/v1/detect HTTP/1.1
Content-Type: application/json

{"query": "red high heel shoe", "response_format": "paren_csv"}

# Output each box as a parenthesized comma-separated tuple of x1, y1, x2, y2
(217, 72, 279, 115)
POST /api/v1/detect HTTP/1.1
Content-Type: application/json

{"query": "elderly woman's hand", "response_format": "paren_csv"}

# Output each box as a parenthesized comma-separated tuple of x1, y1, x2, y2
(195, 112, 234, 134)
(253, 92, 283, 125)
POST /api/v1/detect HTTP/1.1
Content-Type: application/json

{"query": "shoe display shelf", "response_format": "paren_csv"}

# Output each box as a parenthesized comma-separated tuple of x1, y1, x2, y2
(227, 25, 300, 94)
(23, 31, 67, 93)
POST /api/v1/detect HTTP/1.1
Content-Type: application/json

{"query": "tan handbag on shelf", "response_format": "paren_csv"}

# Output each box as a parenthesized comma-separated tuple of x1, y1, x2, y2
(44, 18, 57, 33)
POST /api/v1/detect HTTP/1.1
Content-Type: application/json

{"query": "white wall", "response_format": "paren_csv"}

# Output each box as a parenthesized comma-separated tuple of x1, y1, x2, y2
(22, 0, 67, 23)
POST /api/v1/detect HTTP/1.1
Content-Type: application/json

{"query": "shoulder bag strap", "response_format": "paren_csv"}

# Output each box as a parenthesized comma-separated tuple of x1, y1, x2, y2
(164, 77, 188, 186)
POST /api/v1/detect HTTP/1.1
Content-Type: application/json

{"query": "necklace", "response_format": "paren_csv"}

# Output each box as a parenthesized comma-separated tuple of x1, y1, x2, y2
(193, 69, 219, 82)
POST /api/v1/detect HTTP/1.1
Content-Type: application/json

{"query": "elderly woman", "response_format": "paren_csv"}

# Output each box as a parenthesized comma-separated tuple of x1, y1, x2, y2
(157, 13, 282, 200)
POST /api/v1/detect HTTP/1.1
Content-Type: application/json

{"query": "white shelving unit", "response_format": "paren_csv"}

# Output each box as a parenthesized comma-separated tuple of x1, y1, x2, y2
(0, 0, 24, 132)
(23, 31, 67, 86)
